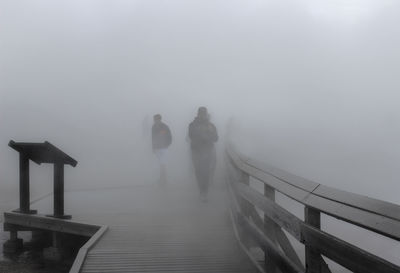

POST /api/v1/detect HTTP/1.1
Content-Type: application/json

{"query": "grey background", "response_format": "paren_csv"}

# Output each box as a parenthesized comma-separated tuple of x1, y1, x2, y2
(1, 1, 399, 270)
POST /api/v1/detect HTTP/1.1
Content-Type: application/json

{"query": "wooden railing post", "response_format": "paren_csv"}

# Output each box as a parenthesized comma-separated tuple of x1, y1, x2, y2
(238, 171, 253, 247)
(305, 207, 321, 273)
(264, 184, 278, 272)
(226, 145, 400, 273)
(240, 171, 250, 217)
(240, 171, 249, 185)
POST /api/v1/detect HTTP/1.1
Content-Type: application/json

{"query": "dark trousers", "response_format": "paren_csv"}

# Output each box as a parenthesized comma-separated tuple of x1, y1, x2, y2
(191, 148, 216, 195)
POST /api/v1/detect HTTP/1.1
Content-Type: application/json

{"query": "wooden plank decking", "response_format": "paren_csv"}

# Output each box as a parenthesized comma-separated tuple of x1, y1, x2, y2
(44, 184, 261, 273)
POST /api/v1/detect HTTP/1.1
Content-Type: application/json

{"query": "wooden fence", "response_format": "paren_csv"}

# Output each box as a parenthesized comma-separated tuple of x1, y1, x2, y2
(226, 143, 400, 273)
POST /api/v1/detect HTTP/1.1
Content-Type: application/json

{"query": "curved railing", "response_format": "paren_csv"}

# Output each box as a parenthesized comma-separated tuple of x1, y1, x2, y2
(226, 143, 400, 273)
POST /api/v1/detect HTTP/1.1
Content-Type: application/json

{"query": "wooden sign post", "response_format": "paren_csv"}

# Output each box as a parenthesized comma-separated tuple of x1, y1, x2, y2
(9, 140, 77, 219)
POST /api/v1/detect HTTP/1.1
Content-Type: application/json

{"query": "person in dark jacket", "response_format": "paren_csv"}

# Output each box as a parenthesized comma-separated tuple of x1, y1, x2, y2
(188, 107, 218, 201)
(152, 114, 172, 184)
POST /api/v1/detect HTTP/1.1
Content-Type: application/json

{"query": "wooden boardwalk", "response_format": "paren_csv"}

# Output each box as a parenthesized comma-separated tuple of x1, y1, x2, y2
(4, 141, 400, 273)
(40, 184, 260, 273)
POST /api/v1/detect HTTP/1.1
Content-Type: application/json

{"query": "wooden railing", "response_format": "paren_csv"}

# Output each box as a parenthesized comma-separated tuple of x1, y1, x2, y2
(226, 143, 400, 273)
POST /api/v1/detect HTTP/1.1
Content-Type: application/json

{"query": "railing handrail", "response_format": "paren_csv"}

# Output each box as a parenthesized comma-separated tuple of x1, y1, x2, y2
(226, 142, 400, 272)
(227, 143, 400, 241)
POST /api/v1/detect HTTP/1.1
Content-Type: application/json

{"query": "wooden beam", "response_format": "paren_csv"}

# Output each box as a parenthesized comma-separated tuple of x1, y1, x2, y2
(248, 205, 305, 271)
(241, 214, 305, 273)
(234, 182, 400, 273)
(227, 145, 400, 241)
(3, 223, 41, 232)
(302, 224, 400, 273)
(69, 225, 108, 273)
(235, 182, 303, 241)
(4, 212, 99, 237)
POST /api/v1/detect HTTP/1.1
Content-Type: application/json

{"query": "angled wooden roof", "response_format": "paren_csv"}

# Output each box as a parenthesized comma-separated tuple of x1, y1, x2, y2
(9, 140, 77, 167)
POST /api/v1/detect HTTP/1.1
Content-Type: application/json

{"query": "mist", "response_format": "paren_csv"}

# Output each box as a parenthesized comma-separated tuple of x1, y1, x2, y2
(2, 0, 400, 203)
(1, 1, 400, 271)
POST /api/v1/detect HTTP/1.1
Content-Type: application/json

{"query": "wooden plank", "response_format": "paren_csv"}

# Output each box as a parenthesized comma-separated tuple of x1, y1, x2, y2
(302, 224, 400, 273)
(240, 165, 400, 241)
(233, 181, 400, 273)
(241, 164, 311, 203)
(275, 225, 305, 271)
(313, 185, 400, 221)
(227, 145, 400, 241)
(303, 194, 400, 241)
(9, 140, 77, 166)
(76, 185, 261, 273)
(4, 212, 99, 237)
(228, 179, 256, 248)
(248, 205, 305, 271)
(241, 214, 305, 273)
(3, 223, 41, 232)
(245, 157, 319, 193)
(69, 225, 108, 273)
(235, 182, 303, 241)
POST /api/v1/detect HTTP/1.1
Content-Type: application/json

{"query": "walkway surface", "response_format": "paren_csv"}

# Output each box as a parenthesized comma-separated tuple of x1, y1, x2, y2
(34, 183, 260, 273)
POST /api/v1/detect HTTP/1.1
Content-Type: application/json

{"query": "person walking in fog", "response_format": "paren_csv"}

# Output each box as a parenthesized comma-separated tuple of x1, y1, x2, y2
(152, 114, 172, 185)
(188, 107, 218, 202)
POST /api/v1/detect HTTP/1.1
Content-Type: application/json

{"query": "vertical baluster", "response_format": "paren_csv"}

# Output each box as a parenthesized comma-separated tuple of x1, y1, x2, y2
(305, 207, 321, 273)
(264, 184, 278, 272)
(240, 171, 250, 217)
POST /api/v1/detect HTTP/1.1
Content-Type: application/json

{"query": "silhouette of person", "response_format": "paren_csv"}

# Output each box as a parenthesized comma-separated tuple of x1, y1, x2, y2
(188, 107, 218, 201)
(152, 114, 172, 185)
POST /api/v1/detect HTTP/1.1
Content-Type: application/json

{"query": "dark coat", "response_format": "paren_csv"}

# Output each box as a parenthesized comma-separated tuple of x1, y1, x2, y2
(188, 117, 218, 152)
(152, 122, 172, 150)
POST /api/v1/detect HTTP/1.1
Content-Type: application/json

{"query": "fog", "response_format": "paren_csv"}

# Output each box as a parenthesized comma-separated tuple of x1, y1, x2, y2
(2, 0, 400, 202)
(1, 0, 400, 270)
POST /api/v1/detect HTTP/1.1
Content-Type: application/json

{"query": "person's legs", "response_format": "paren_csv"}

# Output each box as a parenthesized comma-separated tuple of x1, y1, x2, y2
(192, 152, 203, 193)
(192, 151, 209, 200)
(201, 152, 213, 198)
(209, 147, 217, 185)
(155, 149, 168, 185)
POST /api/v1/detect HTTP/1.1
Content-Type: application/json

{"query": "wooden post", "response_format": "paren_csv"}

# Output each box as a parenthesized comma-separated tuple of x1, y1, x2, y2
(241, 171, 250, 185)
(240, 171, 250, 217)
(43, 231, 63, 261)
(54, 163, 64, 217)
(305, 207, 321, 273)
(52, 231, 62, 248)
(17, 154, 36, 214)
(19, 154, 30, 213)
(3, 229, 23, 253)
(265, 184, 278, 272)
(9, 141, 77, 218)
(10, 230, 18, 241)
(52, 163, 71, 219)
(238, 171, 253, 247)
